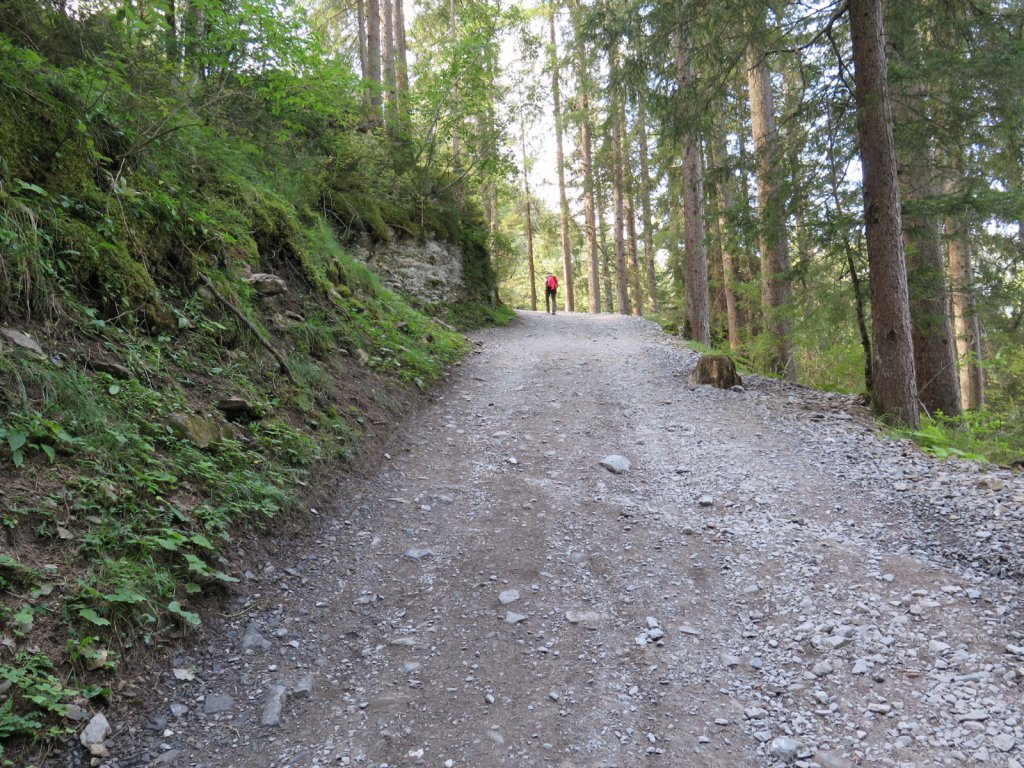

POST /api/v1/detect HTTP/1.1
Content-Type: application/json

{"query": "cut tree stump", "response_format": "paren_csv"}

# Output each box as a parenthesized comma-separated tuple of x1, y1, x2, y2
(691, 355, 742, 389)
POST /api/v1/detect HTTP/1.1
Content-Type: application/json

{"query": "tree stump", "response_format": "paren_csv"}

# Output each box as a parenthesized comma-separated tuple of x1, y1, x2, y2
(691, 355, 742, 389)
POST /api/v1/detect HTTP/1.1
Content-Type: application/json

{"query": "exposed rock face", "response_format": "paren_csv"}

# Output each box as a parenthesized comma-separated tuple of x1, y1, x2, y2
(692, 354, 742, 389)
(353, 238, 465, 305)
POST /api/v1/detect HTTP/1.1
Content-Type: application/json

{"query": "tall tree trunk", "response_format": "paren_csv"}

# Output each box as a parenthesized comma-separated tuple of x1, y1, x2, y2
(945, 178, 984, 410)
(596, 172, 615, 313)
(356, 0, 368, 84)
(625, 180, 644, 316)
(636, 94, 659, 315)
(521, 117, 538, 312)
(164, 0, 179, 66)
(366, 0, 382, 126)
(709, 111, 741, 350)
(746, 40, 795, 379)
(893, 80, 961, 416)
(393, 0, 408, 95)
(579, 111, 601, 314)
(549, 4, 575, 312)
(673, 24, 710, 344)
(381, 0, 396, 126)
(849, 0, 919, 427)
(609, 33, 632, 315)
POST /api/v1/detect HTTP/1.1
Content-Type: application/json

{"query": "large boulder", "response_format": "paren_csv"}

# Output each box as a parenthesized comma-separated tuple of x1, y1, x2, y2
(691, 355, 742, 389)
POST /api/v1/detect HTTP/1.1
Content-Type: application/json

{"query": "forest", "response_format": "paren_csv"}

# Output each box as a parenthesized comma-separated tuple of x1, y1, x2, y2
(0, 0, 1023, 759)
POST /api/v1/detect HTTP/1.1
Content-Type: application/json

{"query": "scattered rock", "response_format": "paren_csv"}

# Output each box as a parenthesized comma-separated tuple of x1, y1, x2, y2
(88, 359, 133, 379)
(79, 713, 110, 751)
(599, 455, 631, 474)
(166, 412, 231, 449)
(241, 622, 272, 652)
(260, 684, 288, 726)
(203, 694, 234, 714)
(0, 327, 45, 358)
(769, 737, 801, 762)
(244, 273, 288, 296)
(217, 396, 260, 421)
(498, 589, 520, 604)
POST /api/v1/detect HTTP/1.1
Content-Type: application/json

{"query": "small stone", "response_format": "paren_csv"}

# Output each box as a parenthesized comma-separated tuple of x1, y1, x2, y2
(484, 693, 495, 704)
(599, 455, 631, 474)
(404, 548, 433, 560)
(813, 752, 853, 768)
(565, 610, 603, 625)
(698, 495, 714, 507)
(722, 654, 741, 668)
(548, 691, 560, 701)
(992, 734, 1015, 752)
(241, 622, 272, 652)
(812, 660, 833, 677)
(769, 737, 801, 762)
(292, 675, 314, 699)
(79, 713, 110, 749)
(244, 273, 288, 296)
(851, 659, 870, 675)
(867, 703, 892, 715)
(958, 709, 989, 722)
(0, 327, 45, 358)
(260, 684, 288, 726)
(499, 589, 520, 604)
(505, 611, 527, 624)
(203, 694, 234, 714)
(928, 639, 951, 654)
(744, 707, 768, 719)
(169, 703, 190, 717)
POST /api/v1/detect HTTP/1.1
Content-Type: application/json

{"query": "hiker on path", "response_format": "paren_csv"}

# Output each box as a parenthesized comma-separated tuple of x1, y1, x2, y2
(544, 273, 559, 314)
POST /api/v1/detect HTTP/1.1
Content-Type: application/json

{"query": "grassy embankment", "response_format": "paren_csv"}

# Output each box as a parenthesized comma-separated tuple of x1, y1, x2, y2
(0, 6, 513, 761)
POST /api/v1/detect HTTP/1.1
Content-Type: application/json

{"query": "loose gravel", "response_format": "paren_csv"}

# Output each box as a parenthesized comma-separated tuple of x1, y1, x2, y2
(50, 311, 1022, 768)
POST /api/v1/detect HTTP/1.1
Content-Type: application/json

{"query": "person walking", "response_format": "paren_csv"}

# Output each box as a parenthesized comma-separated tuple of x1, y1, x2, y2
(544, 273, 559, 314)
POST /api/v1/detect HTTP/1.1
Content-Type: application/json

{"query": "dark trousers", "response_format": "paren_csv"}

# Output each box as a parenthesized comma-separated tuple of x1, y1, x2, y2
(545, 287, 557, 313)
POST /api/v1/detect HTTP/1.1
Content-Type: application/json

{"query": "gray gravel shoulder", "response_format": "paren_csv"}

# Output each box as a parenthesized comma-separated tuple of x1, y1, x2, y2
(56, 310, 1023, 768)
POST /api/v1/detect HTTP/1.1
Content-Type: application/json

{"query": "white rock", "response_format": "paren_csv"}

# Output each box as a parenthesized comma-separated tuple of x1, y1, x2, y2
(599, 455, 631, 474)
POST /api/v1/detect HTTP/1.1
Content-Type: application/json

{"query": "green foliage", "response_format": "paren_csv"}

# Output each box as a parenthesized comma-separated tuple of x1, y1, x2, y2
(437, 301, 516, 331)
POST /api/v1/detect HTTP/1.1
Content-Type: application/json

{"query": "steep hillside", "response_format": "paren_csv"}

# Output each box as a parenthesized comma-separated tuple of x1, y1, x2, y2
(0, 4, 511, 760)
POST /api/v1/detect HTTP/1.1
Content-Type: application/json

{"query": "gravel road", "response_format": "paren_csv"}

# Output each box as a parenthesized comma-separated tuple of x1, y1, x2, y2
(70, 311, 1023, 768)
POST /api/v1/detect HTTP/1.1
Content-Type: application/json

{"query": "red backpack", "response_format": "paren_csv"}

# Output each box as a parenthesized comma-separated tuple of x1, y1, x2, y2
(546, 275, 558, 290)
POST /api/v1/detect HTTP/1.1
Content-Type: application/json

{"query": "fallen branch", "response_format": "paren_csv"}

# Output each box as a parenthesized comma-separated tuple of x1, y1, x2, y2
(198, 273, 298, 386)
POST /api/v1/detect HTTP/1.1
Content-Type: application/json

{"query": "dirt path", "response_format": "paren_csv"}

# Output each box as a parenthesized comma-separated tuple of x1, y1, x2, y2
(74, 311, 1022, 768)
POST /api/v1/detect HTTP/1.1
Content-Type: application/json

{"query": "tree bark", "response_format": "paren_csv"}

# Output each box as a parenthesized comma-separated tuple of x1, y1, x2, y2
(673, 25, 710, 344)
(393, 0, 408, 95)
(577, 84, 601, 312)
(366, 0, 382, 126)
(609, 34, 632, 316)
(596, 173, 615, 313)
(893, 80, 961, 416)
(521, 116, 538, 312)
(636, 94, 660, 315)
(625, 179, 644, 316)
(945, 177, 984, 410)
(356, 0, 368, 84)
(709, 111, 741, 351)
(549, 5, 575, 312)
(849, 0, 919, 427)
(746, 40, 795, 380)
(381, 0, 397, 124)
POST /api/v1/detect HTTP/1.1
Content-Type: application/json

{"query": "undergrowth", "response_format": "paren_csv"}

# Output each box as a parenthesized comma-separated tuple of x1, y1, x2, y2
(0, 4, 505, 760)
